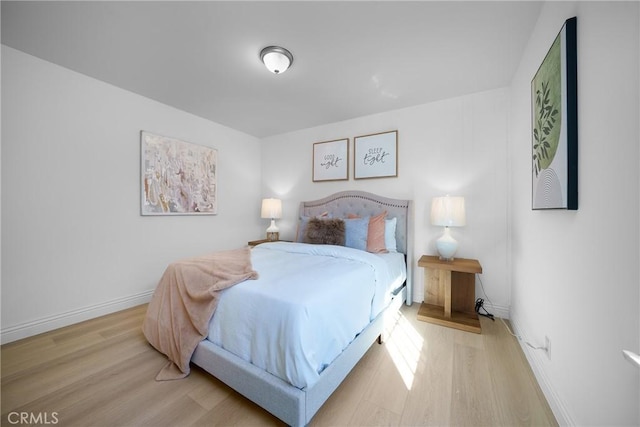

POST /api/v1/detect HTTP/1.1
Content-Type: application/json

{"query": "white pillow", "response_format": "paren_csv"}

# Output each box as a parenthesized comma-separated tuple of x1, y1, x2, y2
(385, 217, 398, 252)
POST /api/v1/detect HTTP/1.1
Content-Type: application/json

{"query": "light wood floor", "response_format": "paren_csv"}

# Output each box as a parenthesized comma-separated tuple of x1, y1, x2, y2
(1, 304, 557, 426)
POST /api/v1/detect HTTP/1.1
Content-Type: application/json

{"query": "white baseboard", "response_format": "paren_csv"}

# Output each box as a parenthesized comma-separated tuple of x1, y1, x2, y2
(509, 316, 574, 426)
(0, 289, 154, 344)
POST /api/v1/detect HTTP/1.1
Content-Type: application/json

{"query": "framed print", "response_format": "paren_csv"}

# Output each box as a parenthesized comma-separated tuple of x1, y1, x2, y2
(354, 130, 398, 179)
(532, 17, 578, 210)
(141, 131, 217, 215)
(312, 138, 349, 182)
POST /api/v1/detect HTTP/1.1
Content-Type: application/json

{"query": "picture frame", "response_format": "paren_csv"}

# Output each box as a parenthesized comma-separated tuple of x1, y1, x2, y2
(354, 130, 398, 179)
(312, 138, 349, 182)
(141, 131, 217, 215)
(531, 17, 578, 210)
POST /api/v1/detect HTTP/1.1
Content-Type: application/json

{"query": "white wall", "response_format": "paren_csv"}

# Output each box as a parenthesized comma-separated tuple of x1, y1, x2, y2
(1, 46, 263, 342)
(508, 2, 639, 425)
(262, 88, 510, 312)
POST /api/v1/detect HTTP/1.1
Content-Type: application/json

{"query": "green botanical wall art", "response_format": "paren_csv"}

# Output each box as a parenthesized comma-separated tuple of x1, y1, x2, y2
(531, 17, 578, 210)
(532, 36, 561, 177)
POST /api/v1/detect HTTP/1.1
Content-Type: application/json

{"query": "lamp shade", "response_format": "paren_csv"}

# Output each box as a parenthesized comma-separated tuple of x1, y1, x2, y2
(260, 46, 293, 74)
(261, 198, 282, 219)
(431, 196, 466, 227)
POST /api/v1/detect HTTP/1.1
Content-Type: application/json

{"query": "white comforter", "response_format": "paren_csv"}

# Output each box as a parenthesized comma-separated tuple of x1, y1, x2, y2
(206, 242, 406, 389)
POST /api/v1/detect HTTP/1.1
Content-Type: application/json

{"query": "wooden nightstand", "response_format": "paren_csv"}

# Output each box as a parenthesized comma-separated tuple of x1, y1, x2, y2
(248, 239, 289, 247)
(417, 255, 483, 333)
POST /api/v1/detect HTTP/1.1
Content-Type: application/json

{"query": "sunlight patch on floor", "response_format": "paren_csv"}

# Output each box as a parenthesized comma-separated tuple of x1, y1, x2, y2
(384, 311, 424, 390)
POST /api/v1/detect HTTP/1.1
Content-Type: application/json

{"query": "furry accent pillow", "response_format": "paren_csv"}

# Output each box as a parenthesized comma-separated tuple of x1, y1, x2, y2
(295, 212, 330, 242)
(303, 218, 346, 246)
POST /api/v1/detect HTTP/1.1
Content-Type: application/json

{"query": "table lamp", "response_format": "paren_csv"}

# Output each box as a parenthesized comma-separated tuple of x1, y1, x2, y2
(431, 195, 466, 261)
(261, 198, 282, 241)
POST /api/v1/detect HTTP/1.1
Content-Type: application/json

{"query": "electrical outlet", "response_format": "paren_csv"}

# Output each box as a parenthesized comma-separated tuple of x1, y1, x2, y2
(545, 336, 551, 360)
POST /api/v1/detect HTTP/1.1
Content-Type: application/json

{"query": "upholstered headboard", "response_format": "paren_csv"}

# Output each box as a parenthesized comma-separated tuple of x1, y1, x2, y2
(299, 191, 413, 304)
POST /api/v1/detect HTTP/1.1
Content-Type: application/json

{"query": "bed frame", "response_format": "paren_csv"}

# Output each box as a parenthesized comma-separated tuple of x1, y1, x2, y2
(192, 191, 413, 426)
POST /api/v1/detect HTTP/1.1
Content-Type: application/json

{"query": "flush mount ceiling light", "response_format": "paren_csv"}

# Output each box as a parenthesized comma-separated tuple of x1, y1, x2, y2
(260, 46, 294, 74)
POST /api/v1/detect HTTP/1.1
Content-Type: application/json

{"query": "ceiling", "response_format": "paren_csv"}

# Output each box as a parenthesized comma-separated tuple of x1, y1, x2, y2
(1, 1, 542, 138)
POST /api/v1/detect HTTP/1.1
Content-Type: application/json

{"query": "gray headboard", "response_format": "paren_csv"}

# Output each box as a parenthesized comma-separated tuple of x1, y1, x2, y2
(299, 191, 413, 304)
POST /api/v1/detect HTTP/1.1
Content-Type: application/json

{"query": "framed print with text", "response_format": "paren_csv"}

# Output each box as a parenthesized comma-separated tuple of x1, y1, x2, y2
(312, 138, 349, 182)
(354, 130, 398, 179)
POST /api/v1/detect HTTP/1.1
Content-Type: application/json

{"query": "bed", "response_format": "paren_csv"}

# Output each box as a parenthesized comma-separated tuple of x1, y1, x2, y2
(189, 191, 414, 426)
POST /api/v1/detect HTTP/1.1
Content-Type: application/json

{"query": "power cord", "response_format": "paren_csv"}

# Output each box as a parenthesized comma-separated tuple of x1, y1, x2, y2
(476, 274, 549, 354)
(474, 298, 495, 321)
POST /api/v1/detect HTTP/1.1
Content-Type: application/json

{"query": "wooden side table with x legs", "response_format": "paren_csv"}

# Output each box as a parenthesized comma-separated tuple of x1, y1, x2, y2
(417, 255, 483, 333)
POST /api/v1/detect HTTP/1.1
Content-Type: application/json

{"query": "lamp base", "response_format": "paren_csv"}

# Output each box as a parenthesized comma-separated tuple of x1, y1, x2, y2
(436, 227, 458, 261)
(266, 219, 279, 241)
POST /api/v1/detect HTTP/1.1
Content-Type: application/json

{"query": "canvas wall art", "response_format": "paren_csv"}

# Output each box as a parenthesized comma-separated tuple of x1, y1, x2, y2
(531, 17, 578, 210)
(141, 131, 217, 215)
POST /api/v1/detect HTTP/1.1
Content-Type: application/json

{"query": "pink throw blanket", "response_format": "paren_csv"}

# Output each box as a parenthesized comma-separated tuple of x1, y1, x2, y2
(142, 247, 258, 381)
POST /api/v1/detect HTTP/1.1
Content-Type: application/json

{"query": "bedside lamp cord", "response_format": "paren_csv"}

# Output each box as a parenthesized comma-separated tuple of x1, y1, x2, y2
(476, 274, 549, 352)
(475, 298, 494, 321)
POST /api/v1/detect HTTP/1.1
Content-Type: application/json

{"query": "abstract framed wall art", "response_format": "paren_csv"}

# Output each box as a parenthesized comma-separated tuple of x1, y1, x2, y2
(312, 138, 349, 182)
(141, 131, 217, 215)
(532, 17, 578, 210)
(354, 130, 398, 179)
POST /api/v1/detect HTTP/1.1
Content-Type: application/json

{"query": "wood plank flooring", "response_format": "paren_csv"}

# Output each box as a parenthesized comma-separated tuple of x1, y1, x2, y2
(1, 304, 557, 426)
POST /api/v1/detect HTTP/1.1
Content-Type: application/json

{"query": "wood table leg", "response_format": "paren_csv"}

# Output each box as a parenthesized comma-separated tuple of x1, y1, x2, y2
(443, 270, 452, 318)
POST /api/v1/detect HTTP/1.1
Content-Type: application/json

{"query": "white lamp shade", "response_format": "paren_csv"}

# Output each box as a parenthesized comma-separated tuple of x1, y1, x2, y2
(431, 196, 466, 227)
(261, 198, 282, 219)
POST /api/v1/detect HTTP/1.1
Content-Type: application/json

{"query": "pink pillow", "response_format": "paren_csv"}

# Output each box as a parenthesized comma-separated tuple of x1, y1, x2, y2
(366, 211, 388, 253)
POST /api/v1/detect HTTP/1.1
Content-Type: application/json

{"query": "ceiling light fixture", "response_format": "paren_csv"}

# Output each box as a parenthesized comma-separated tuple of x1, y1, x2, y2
(260, 46, 293, 74)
